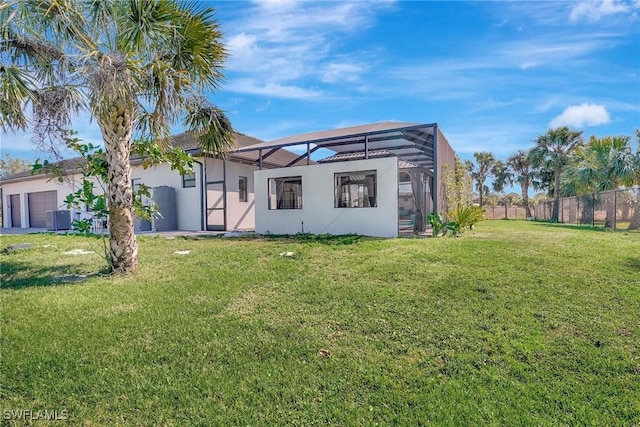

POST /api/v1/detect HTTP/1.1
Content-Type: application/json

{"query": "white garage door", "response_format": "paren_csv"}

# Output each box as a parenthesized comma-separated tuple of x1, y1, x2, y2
(28, 191, 58, 228)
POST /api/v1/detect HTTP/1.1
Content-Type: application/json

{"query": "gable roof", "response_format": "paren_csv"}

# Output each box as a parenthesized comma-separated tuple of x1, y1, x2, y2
(0, 132, 306, 184)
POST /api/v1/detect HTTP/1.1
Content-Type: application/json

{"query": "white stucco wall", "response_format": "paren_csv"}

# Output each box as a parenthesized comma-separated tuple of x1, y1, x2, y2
(203, 158, 257, 231)
(2, 163, 203, 230)
(2, 158, 258, 231)
(254, 157, 398, 237)
(224, 161, 256, 230)
(130, 163, 202, 231)
(1, 174, 96, 228)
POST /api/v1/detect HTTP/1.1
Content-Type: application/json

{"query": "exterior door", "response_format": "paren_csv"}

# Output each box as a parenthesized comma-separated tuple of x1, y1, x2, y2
(10, 194, 21, 228)
(206, 181, 225, 231)
(28, 190, 57, 228)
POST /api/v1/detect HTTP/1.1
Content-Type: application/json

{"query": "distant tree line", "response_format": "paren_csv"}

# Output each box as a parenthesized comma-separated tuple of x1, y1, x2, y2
(464, 127, 640, 228)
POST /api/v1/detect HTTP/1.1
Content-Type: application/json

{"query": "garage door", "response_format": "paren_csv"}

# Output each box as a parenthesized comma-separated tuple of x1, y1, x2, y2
(10, 194, 21, 227)
(28, 191, 58, 228)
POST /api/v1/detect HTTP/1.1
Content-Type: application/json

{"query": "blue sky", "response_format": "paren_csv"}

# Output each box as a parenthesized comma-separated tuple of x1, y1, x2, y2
(1, 0, 639, 165)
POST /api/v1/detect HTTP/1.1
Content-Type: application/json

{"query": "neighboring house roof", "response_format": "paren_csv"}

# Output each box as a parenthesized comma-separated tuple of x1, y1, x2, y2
(0, 132, 307, 184)
(0, 157, 87, 184)
(319, 149, 421, 169)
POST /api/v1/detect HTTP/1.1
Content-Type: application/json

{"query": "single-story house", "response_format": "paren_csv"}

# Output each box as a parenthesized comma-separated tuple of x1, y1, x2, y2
(232, 122, 456, 237)
(1, 122, 456, 237)
(0, 132, 306, 232)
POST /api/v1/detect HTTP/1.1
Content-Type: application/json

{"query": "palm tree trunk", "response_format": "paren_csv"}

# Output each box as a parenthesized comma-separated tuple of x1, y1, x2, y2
(579, 195, 594, 225)
(521, 182, 532, 218)
(605, 197, 615, 229)
(628, 191, 640, 230)
(100, 105, 138, 274)
(552, 169, 561, 222)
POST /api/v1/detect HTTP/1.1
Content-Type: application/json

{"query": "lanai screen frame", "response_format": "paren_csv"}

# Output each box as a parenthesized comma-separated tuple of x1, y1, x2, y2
(230, 122, 455, 214)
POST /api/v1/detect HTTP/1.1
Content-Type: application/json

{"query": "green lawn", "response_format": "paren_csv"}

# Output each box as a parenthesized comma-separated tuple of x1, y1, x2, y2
(1, 221, 639, 425)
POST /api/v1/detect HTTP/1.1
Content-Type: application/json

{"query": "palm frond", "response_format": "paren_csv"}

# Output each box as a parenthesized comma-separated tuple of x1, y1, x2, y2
(0, 64, 35, 131)
(184, 96, 235, 157)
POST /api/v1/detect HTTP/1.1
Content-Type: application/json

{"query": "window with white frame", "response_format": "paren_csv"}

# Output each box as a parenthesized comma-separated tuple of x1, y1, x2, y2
(182, 172, 196, 188)
(335, 170, 377, 208)
(132, 178, 142, 192)
(239, 176, 248, 202)
(268, 176, 302, 209)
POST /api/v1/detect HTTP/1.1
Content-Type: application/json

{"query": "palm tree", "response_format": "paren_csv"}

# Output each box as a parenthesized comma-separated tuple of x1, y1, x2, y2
(501, 192, 521, 219)
(507, 149, 534, 218)
(491, 160, 513, 193)
(491, 160, 512, 219)
(565, 135, 638, 228)
(1, 0, 234, 273)
(529, 127, 584, 222)
(466, 151, 495, 207)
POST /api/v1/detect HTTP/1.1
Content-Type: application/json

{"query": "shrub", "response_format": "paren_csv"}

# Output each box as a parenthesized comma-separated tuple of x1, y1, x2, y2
(427, 213, 461, 237)
(447, 204, 486, 231)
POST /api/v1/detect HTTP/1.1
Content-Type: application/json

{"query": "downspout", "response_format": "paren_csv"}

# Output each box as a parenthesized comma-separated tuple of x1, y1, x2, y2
(222, 158, 227, 231)
(193, 159, 205, 231)
(432, 124, 439, 215)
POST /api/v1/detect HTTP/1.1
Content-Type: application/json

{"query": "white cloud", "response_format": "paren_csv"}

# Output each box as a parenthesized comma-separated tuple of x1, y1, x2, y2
(569, 0, 636, 23)
(225, 79, 323, 100)
(535, 96, 561, 113)
(321, 63, 363, 83)
(520, 62, 537, 70)
(256, 100, 271, 113)
(222, 1, 392, 99)
(446, 123, 540, 157)
(549, 103, 611, 128)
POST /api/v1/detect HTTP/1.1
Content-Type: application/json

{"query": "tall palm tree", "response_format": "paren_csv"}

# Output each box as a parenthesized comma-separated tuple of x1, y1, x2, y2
(501, 192, 521, 219)
(529, 127, 584, 222)
(565, 135, 638, 228)
(507, 149, 534, 218)
(466, 151, 495, 207)
(491, 160, 512, 193)
(491, 160, 513, 219)
(1, 0, 234, 273)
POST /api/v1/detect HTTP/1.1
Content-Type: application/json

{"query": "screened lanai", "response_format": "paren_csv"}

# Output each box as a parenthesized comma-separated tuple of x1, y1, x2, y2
(230, 122, 456, 235)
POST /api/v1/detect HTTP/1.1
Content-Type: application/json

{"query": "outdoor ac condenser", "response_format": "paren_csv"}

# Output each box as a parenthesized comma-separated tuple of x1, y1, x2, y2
(46, 210, 71, 231)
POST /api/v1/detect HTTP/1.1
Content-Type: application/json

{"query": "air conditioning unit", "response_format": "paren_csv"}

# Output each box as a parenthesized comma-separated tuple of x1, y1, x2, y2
(46, 210, 71, 231)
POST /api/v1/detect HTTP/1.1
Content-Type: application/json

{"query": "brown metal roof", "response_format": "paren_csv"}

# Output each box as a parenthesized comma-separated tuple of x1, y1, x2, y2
(318, 149, 422, 170)
(174, 132, 309, 168)
(231, 121, 438, 170)
(0, 132, 306, 184)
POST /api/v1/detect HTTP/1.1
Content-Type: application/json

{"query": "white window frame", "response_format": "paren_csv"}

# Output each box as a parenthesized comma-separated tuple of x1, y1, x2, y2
(239, 176, 248, 202)
(182, 172, 196, 188)
(268, 176, 302, 210)
(334, 170, 377, 208)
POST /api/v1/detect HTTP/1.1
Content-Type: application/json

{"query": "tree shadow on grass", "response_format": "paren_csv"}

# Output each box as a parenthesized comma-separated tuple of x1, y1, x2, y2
(0, 259, 108, 290)
(530, 221, 640, 234)
(529, 221, 609, 233)
(624, 257, 640, 272)
(179, 233, 372, 245)
(258, 233, 370, 245)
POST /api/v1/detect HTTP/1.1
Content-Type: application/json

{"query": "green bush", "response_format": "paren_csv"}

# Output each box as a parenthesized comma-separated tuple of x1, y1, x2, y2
(447, 204, 486, 231)
(427, 212, 460, 237)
